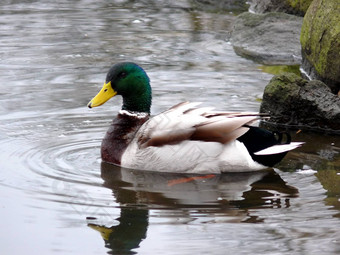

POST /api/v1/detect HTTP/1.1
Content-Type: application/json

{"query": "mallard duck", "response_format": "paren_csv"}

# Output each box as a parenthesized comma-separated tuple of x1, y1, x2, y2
(88, 62, 303, 173)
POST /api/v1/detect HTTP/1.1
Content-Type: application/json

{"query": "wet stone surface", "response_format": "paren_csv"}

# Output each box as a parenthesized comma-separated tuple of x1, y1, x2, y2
(231, 12, 303, 65)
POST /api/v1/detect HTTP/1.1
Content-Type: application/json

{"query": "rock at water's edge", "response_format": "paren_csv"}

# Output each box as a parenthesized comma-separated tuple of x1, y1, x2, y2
(260, 73, 340, 132)
(231, 12, 303, 65)
(249, 0, 313, 16)
(300, 0, 340, 94)
(191, 0, 249, 13)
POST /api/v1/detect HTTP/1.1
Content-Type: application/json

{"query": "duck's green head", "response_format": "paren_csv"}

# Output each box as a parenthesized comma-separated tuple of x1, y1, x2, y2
(87, 62, 152, 113)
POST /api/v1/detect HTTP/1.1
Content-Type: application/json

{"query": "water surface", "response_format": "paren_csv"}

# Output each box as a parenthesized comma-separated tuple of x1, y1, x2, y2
(0, 1, 339, 254)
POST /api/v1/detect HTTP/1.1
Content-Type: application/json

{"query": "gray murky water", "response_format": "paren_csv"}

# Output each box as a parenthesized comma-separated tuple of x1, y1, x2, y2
(1, 1, 340, 254)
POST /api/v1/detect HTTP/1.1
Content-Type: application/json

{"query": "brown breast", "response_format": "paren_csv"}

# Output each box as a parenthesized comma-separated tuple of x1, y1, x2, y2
(101, 113, 149, 165)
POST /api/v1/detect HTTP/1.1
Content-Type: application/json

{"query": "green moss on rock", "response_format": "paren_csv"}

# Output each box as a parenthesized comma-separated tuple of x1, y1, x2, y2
(300, 0, 340, 92)
(250, 0, 313, 16)
(262, 73, 305, 104)
(259, 65, 301, 76)
(260, 73, 340, 132)
(286, 0, 313, 15)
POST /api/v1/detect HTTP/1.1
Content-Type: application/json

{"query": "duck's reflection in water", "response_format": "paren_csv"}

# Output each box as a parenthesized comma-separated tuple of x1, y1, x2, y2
(88, 208, 148, 255)
(87, 162, 298, 254)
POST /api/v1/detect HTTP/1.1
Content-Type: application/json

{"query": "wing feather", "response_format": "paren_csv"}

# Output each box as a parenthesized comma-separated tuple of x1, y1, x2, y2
(191, 116, 257, 144)
(137, 102, 263, 148)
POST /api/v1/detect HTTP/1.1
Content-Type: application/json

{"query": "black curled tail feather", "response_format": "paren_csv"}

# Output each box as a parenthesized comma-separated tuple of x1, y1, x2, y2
(273, 131, 291, 145)
(237, 127, 292, 167)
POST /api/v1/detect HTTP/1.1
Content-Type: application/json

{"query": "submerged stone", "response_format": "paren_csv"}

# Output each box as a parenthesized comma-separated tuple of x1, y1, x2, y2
(258, 65, 301, 76)
(260, 73, 340, 133)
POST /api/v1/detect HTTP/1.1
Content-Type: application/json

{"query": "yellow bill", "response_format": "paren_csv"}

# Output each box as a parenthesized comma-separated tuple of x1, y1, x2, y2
(88, 224, 113, 241)
(87, 82, 117, 108)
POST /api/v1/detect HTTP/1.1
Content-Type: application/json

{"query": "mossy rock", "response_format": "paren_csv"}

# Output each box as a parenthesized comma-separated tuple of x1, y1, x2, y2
(300, 0, 340, 93)
(250, 0, 313, 16)
(260, 73, 340, 132)
(262, 73, 305, 105)
(286, 0, 313, 15)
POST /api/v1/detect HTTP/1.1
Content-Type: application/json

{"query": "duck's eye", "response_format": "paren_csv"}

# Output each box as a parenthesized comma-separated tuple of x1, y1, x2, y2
(104, 89, 108, 92)
(118, 72, 127, 78)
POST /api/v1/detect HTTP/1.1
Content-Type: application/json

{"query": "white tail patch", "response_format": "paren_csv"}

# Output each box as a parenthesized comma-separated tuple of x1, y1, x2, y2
(254, 142, 304, 155)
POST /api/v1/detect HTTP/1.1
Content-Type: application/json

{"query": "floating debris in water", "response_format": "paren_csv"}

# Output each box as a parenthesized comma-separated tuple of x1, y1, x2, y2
(297, 165, 317, 175)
